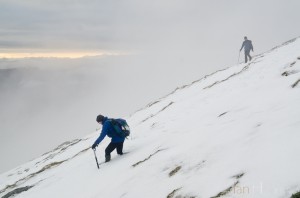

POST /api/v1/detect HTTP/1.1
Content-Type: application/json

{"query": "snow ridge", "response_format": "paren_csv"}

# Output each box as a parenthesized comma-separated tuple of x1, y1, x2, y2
(1, 38, 300, 198)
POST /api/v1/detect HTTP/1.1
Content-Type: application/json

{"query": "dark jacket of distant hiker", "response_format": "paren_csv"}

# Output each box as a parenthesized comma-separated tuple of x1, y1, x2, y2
(240, 39, 253, 52)
(240, 37, 254, 63)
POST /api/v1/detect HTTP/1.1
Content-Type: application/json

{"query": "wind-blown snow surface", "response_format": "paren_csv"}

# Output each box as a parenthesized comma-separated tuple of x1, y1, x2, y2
(1, 38, 300, 198)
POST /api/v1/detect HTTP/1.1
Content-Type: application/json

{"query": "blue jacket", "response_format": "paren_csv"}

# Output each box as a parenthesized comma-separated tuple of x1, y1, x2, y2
(240, 39, 254, 52)
(94, 117, 125, 145)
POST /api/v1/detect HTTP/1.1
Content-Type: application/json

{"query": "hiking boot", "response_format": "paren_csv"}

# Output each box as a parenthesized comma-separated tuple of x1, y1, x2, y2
(105, 154, 111, 162)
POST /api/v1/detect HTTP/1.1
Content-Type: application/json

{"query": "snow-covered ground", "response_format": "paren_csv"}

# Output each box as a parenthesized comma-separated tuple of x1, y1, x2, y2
(1, 37, 300, 198)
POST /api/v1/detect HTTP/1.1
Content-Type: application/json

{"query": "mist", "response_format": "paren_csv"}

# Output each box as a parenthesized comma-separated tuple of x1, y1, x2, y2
(0, 54, 216, 173)
(1, 0, 300, 173)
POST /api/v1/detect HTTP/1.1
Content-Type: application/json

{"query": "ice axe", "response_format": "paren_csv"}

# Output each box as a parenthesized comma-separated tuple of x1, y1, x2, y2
(93, 148, 100, 169)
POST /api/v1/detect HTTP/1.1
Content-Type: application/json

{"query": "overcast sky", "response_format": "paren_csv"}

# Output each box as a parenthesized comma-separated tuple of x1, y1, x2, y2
(1, 0, 300, 173)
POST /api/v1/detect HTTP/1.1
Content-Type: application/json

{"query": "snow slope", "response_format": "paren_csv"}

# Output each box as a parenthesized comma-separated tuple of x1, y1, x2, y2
(1, 37, 300, 198)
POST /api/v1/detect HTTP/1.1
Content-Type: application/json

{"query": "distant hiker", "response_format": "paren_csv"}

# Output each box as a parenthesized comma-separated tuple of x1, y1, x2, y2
(92, 115, 130, 162)
(240, 36, 254, 63)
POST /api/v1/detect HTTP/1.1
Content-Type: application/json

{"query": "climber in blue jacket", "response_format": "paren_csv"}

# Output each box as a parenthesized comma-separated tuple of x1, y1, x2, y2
(92, 115, 125, 162)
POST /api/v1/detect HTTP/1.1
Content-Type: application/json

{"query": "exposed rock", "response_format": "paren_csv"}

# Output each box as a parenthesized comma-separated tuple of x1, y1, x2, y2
(2, 186, 33, 198)
(282, 70, 299, 76)
(132, 149, 165, 167)
(218, 112, 228, 117)
(169, 166, 182, 177)
(167, 188, 182, 198)
(141, 102, 174, 123)
(292, 79, 300, 88)
(210, 181, 239, 198)
(232, 172, 245, 179)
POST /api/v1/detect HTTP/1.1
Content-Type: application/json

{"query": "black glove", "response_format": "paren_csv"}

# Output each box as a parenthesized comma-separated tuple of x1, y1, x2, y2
(92, 143, 98, 150)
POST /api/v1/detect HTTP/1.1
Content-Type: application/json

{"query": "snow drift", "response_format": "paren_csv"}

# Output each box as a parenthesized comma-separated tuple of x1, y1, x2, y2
(1, 37, 300, 198)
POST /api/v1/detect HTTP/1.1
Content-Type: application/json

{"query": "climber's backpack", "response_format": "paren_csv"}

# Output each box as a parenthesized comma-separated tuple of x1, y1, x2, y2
(108, 119, 130, 138)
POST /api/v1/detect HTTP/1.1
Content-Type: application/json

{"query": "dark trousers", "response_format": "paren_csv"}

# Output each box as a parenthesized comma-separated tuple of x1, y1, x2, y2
(245, 50, 252, 63)
(105, 142, 124, 155)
